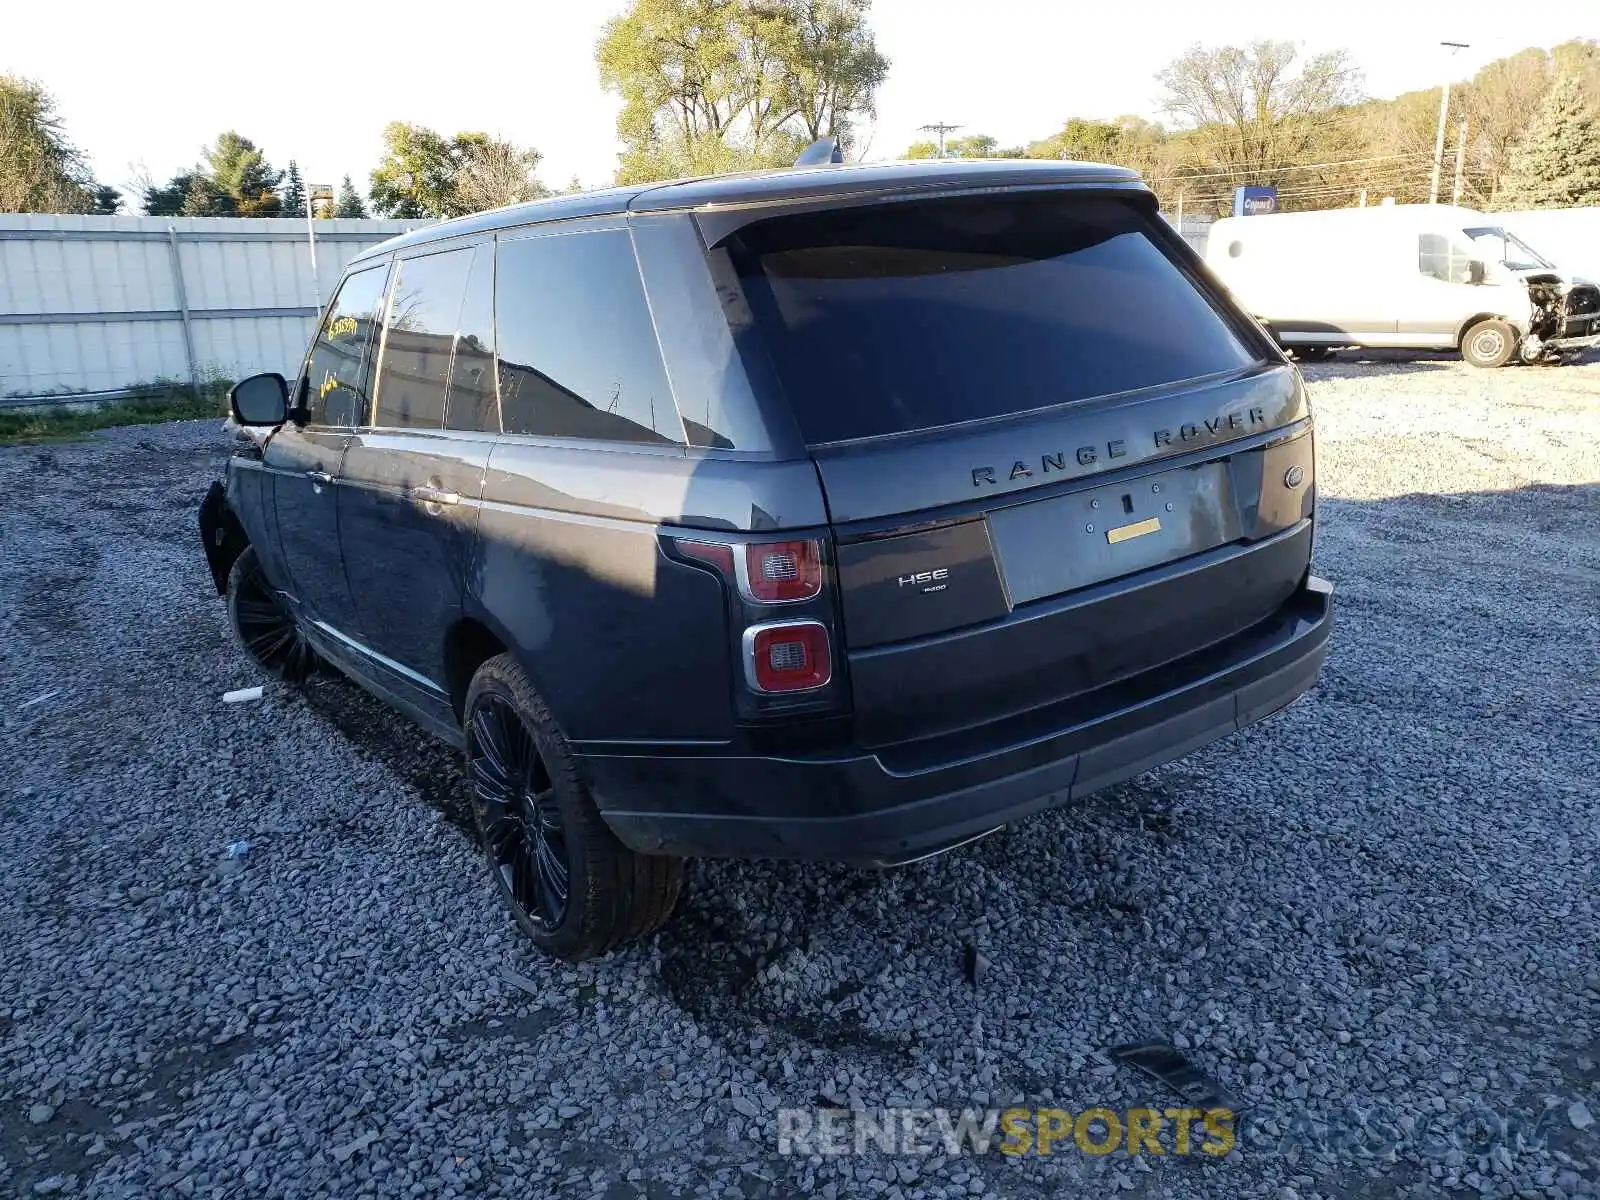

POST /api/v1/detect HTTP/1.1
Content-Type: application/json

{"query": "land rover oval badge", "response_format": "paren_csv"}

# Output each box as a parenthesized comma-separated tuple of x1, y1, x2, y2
(1284, 465, 1305, 489)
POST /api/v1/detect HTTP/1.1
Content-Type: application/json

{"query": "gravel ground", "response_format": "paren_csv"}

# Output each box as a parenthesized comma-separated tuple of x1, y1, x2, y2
(1, 355, 1597, 1200)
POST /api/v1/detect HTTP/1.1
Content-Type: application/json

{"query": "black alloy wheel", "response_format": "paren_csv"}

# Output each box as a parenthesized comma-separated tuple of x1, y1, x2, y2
(462, 653, 684, 961)
(468, 694, 571, 931)
(227, 546, 317, 683)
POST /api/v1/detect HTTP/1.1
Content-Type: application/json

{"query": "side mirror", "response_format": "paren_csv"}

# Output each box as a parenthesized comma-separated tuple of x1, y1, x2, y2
(230, 373, 289, 426)
(1468, 260, 1487, 285)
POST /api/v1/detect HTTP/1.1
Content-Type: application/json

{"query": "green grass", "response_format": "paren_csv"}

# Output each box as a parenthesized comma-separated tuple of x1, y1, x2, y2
(0, 382, 230, 446)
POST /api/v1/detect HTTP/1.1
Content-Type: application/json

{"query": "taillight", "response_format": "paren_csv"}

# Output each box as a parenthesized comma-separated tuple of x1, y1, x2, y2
(672, 532, 842, 712)
(744, 621, 832, 693)
(737, 540, 822, 603)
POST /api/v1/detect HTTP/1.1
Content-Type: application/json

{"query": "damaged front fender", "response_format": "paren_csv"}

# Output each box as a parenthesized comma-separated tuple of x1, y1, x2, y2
(198, 480, 249, 596)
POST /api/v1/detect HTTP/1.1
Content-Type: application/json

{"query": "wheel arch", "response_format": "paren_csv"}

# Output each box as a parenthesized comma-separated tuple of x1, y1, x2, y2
(199, 481, 250, 596)
(1454, 311, 1519, 348)
(443, 616, 509, 724)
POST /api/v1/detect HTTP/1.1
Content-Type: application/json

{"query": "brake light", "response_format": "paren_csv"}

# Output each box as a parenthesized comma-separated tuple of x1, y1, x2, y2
(679, 540, 735, 576)
(745, 621, 832, 693)
(740, 540, 822, 603)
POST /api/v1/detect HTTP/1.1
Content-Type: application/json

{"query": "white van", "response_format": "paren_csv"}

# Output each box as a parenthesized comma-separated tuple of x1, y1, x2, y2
(1203, 204, 1599, 367)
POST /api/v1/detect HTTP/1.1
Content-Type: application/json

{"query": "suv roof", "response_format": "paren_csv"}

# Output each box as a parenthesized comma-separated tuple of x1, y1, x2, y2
(350, 158, 1144, 265)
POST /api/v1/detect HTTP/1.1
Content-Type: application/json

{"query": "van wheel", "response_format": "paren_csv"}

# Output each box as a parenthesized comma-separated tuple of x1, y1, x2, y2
(227, 546, 318, 683)
(1461, 319, 1517, 368)
(464, 654, 683, 961)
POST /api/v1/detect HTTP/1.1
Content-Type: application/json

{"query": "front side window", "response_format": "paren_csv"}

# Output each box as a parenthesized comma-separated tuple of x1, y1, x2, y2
(1418, 233, 1479, 284)
(372, 247, 476, 430)
(721, 193, 1258, 445)
(495, 229, 682, 445)
(305, 265, 390, 428)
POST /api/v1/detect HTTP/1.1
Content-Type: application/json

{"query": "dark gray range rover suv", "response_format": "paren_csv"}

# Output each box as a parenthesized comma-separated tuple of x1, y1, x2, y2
(200, 154, 1332, 961)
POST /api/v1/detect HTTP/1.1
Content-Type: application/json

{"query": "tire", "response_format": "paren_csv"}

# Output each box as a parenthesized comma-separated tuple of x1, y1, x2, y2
(226, 545, 318, 683)
(1461, 319, 1518, 368)
(463, 653, 683, 961)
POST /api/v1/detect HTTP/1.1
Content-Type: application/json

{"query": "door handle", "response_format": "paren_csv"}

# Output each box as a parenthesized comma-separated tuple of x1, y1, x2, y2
(413, 484, 460, 507)
(306, 470, 334, 486)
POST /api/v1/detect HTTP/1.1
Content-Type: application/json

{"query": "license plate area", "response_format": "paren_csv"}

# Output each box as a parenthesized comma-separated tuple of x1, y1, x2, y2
(988, 460, 1239, 605)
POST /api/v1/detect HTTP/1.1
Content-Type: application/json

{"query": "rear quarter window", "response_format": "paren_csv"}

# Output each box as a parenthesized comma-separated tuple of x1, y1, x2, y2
(723, 193, 1259, 445)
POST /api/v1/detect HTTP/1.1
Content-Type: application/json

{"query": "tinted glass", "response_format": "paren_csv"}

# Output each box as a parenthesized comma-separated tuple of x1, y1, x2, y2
(446, 245, 499, 432)
(725, 194, 1257, 445)
(372, 248, 475, 430)
(306, 265, 389, 427)
(495, 230, 681, 445)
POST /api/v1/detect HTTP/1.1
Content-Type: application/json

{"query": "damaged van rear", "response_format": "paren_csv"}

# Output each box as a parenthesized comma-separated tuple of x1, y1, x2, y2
(203, 156, 1332, 961)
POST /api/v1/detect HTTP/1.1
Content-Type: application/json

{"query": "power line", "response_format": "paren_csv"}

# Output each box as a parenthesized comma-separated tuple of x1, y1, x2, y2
(1166, 151, 1432, 186)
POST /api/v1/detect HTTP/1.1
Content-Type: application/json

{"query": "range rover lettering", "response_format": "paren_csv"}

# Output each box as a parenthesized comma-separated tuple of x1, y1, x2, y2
(199, 147, 1333, 962)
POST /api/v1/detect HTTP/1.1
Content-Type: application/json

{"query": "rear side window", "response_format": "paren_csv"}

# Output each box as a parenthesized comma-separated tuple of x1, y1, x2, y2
(495, 230, 682, 445)
(724, 194, 1258, 444)
(305, 264, 389, 428)
(1418, 233, 1475, 284)
(446, 245, 498, 432)
(373, 247, 476, 430)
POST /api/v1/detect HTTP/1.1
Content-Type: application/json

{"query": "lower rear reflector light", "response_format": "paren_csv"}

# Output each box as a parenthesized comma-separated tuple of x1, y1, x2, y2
(744, 621, 832, 693)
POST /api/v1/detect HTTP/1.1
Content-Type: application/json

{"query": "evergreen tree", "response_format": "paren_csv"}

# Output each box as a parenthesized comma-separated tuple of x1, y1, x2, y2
(1496, 75, 1600, 209)
(281, 160, 306, 216)
(334, 174, 367, 218)
(181, 175, 234, 217)
(201, 131, 283, 216)
(87, 184, 121, 214)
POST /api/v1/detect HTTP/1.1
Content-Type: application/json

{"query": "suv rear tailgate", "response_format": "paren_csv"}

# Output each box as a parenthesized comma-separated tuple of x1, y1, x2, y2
(825, 369, 1314, 747)
(714, 186, 1314, 750)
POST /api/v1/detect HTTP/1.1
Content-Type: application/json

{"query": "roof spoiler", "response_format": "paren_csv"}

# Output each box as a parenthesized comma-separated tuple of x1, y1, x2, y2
(794, 137, 844, 167)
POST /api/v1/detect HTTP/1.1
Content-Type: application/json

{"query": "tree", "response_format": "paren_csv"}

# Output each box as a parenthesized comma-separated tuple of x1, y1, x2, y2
(452, 137, 550, 213)
(142, 170, 201, 215)
(369, 122, 460, 217)
(1157, 40, 1364, 205)
(1495, 75, 1600, 208)
(182, 175, 234, 217)
(0, 74, 99, 213)
(783, 0, 889, 146)
(87, 184, 120, 214)
(1463, 48, 1557, 203)
(194, 132, 282, 216)
(597, 0, 888, 184)
(334, 174, 367, 218)
(368, 123, 547, 217)
(281, 160, 306, 216)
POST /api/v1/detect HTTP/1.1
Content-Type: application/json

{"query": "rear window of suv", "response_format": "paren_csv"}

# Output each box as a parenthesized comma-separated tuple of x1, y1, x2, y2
(722, 193, 1258, 445)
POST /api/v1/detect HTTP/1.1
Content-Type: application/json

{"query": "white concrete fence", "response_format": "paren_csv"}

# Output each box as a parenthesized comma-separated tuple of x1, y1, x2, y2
(0, 215, 425, 406)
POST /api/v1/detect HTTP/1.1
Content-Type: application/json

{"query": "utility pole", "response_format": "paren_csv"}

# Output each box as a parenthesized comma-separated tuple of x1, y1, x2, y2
(1429, 41, 1470, 204)
(1452, 119, 1469, 204)
(917, 121, 962, 158)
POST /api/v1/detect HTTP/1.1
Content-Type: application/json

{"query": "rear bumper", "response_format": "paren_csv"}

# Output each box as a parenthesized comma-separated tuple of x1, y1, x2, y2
(584, 575, 1333, 864)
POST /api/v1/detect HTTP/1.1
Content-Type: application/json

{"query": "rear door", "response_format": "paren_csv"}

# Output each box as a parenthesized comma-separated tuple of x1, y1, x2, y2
(337, 242, 495, 704)
(267, 261, 390, 634)
(713, 190, 1316, 745)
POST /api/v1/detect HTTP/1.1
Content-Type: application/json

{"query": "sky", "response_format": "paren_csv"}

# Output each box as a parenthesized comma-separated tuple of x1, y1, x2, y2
(7, 0, 1597, 204)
